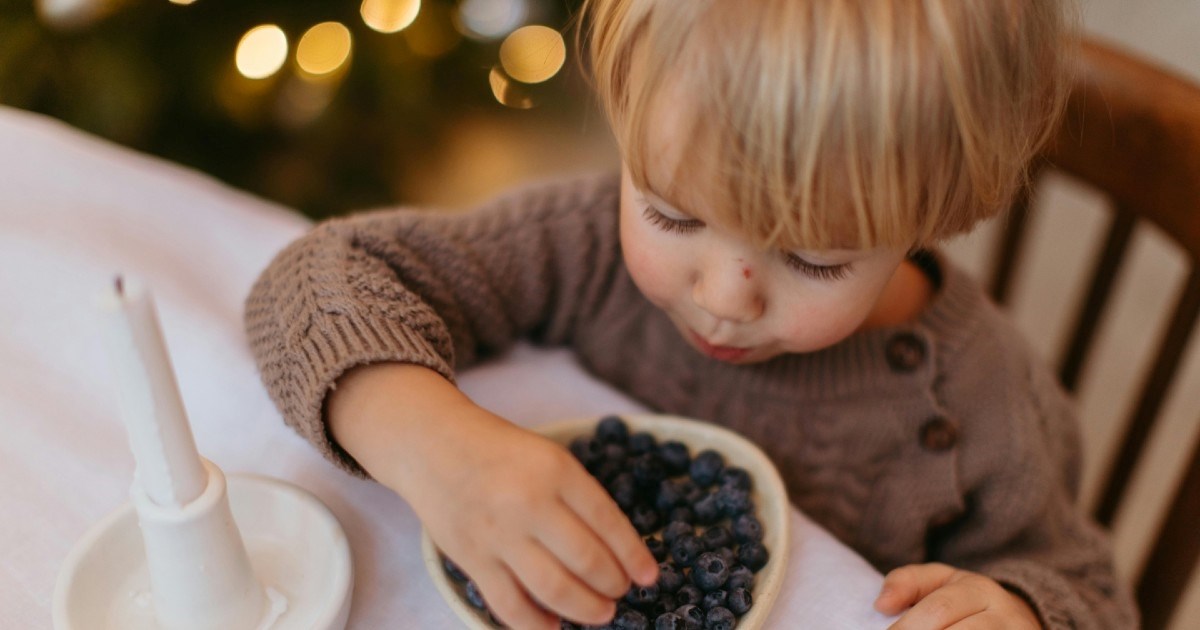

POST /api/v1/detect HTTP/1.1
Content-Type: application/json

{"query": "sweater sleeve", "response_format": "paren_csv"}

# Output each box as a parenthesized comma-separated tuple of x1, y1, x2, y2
(242, 173, 622, 477)
(932, 350, 1139, 629)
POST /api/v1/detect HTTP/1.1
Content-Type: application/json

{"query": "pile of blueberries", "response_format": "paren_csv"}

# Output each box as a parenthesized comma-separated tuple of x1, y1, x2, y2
(442, 415, 770, 630)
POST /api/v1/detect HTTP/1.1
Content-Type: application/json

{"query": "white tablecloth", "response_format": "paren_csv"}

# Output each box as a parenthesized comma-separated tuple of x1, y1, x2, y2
(0, 106, 896, 629)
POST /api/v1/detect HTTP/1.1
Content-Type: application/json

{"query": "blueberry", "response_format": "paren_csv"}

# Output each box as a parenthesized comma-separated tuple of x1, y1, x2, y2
(570, 436, 604, 467)
(705, 606, 736, 630)
(726, 565, 756, 591)
(689, 450, 724, 488)
(465, 580, 487, 610)
(653, 612, 684, 630)
(560, 619, 581, 629)
(732, 513, 764, 543)
(656, 562, 685, 593)
(608, 472, 640, 511)
(441, 555, 469, 583)
(691, 552, 730, 591)
(669, 534, 705, 568)
(691, 492, 722, 525)
(625, 583, 660, 609)
(603, 442, 629, 465)
(737, 540, 770, 571)
(673, 603, 705, 629)
(631, 453, 668, 488)
(712, 546, 736, 570)
(649, 593, 677, 618)
(700, 589, 728, 611)
(675, 583, 703, 606)
(655, 478, 688, 512)
(657, 441, 691, 475)
(613, 608, 649, 630)
(631, 503, 661, 535)
(597, 415, 630, 444)
(718, 467, 752, 491)
(701, 525, 733, 551)
(591, 458, 623, 484)
(629, 431, 658, 455)
(728, 587, 753, 615)
(667, 506, 695, 524)
(645, 536, 668, 562)
(662, 520, 693, 546)
(714, 484, 752, 517)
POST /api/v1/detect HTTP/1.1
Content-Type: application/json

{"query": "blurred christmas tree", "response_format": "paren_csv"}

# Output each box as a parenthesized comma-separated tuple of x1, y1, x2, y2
(0, 0, 591, 218)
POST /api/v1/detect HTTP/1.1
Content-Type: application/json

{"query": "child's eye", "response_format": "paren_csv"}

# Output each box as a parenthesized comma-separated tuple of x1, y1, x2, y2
(784, 253, 852, 281)
(643, 206, 703, 234)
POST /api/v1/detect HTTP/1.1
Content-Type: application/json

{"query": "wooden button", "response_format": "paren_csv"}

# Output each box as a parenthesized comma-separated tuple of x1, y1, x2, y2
(920, 416, 958, 451)
(886, 332, 926, 373)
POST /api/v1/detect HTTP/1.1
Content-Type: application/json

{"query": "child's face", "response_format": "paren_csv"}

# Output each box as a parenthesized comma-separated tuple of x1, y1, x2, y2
(618, 167, 910, 364)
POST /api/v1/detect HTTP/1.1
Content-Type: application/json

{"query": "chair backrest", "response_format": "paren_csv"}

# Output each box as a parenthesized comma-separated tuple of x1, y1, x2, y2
(989, 38, 1200, 630)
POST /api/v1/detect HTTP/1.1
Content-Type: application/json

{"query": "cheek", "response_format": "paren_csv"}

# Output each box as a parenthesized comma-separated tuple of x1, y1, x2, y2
(775, 282, 885, 348)
(619, 214, 678, 305)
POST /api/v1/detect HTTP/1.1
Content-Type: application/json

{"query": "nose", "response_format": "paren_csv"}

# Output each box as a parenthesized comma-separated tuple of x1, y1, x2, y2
(692, 257, 765, 324)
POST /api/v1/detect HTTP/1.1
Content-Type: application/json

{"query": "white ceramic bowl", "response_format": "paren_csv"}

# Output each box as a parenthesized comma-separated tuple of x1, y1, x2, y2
(421, 413, 790, 629)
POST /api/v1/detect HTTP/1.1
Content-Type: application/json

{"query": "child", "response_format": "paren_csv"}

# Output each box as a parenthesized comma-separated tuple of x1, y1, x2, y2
(245, 0, 1136, 628)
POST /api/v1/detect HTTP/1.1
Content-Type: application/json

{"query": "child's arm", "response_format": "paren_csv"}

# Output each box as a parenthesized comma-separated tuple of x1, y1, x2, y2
(328, 362, 657, 628)
(243, 174, 656, 628)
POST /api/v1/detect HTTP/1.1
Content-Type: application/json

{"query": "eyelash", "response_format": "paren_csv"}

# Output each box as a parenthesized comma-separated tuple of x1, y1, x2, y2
(643, 205, 853, 282)
(643, 206, 703, 234)
(784, 254, 852, 281)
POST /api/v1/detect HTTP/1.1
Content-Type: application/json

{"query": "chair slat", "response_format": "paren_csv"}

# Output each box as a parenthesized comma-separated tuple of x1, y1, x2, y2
(1137, 425, 1200, 630)
(989, 180, 1036, 305)
(1059, 208, 1137, 392)
(1095, 266, 1200, 527)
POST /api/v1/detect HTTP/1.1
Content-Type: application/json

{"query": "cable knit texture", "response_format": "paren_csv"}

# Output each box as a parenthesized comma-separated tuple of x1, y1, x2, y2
(244, 172, 1138, 629)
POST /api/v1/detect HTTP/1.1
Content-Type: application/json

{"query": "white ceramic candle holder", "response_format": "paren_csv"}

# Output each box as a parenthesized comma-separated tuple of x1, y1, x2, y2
(52, 276, 354, 629)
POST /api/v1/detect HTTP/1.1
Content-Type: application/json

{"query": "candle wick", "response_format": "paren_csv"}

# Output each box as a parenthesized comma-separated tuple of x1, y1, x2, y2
(115, 275, 125, 296)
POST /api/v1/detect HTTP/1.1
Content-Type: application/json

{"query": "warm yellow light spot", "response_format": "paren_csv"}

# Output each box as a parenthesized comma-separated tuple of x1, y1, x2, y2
(297, 22, 353, 76)
(169, 0, 197, 5)
(361, 0, 420, 34)
(236, 25, 288, 80)
(488, 66, 533, 109)
(499, 25, 564, 84)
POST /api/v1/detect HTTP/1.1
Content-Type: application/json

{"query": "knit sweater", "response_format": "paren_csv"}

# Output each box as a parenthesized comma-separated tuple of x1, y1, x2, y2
(244, 172, 1137, 629)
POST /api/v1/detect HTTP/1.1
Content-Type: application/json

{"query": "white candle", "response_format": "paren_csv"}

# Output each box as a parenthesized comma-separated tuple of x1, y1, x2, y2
(99, 275, 207, 508)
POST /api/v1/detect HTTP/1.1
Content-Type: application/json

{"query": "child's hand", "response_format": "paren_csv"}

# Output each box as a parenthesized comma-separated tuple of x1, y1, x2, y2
(874, 563, 1041, 629)
(328, 363, 658, 628)
(406, 416, 659, 629)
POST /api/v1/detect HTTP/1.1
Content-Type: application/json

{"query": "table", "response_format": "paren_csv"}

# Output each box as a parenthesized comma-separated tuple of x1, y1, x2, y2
(0, 106, 896, 629)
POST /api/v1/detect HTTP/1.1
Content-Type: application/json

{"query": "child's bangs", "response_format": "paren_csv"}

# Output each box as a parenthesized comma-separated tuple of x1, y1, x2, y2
(583, 0, 1069, 252)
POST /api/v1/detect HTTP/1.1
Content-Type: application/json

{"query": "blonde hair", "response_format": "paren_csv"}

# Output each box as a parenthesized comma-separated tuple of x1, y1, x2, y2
(577, 0, 1076, 250)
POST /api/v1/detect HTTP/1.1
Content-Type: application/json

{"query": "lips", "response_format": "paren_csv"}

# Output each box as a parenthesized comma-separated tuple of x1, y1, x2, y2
(689, 330, 750, 362)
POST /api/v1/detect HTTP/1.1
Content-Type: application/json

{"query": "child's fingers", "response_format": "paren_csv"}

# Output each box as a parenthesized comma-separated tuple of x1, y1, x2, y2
(473, 561, 561, 630)
(534, 499, 631, 599)
(886, 578, 990, 630)
(875, 562, 958, 614)
(560, 474, 659, 586)
(503, 538, 618, 627)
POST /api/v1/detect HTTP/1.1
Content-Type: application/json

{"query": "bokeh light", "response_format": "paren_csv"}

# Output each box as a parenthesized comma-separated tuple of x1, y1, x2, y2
(297, 22, 353, 76)
(361, 0, 421, 34)
(499, 25, 565, 84)
(488, 66, 534, 109)
(456, 0, 526, 40)
(236, 25, 288, 80)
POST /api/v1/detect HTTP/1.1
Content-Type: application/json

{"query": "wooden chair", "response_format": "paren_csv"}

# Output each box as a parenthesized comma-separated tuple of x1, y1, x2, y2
(989, 38, 1200, 630)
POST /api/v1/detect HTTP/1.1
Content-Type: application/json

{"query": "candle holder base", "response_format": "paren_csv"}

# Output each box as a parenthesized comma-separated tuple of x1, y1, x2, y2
(53, 474, 353, 630)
